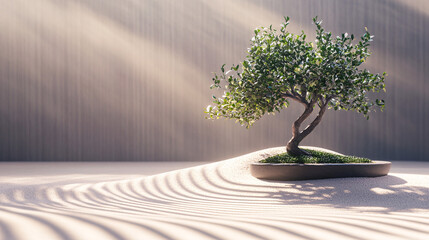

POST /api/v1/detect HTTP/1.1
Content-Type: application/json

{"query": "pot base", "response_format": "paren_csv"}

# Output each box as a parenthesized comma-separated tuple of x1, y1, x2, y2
(250, 161, 391, 181)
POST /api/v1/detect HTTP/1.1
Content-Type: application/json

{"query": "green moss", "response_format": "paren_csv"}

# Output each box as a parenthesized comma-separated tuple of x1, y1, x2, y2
(260, 149, 372, 164)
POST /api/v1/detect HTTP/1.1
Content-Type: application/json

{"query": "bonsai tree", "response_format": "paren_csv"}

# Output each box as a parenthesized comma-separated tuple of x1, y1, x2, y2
(206, 17, 386, 156)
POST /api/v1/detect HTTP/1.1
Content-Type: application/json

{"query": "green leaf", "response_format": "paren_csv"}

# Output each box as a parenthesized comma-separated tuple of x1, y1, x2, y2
(205, 16, 386, 135)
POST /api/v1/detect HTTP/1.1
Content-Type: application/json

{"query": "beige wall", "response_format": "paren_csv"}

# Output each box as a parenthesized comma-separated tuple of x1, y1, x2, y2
(0, 0, 428, 161)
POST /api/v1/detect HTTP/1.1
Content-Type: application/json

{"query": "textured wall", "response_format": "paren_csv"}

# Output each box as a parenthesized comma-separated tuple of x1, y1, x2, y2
(0, 0, 428, 161)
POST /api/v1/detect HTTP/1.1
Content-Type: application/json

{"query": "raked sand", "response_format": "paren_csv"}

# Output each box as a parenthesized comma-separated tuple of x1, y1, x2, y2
(1, 147, 429, 240)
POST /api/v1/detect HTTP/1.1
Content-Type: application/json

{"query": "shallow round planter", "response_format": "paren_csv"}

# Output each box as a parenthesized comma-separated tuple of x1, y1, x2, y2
(250, 161, 391, 181)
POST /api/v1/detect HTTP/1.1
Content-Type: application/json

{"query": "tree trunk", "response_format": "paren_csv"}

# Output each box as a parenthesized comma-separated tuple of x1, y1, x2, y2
(286, 139, 311, 156)
(286, 101, 329, 156)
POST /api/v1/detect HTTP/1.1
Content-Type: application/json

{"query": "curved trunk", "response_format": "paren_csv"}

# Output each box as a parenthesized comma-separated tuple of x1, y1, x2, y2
(286, 101, 329, 156)
(286, 140, 311, 156)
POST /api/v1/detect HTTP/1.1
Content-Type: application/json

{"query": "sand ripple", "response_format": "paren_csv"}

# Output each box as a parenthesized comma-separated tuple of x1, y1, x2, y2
(1, 147, 429, 240)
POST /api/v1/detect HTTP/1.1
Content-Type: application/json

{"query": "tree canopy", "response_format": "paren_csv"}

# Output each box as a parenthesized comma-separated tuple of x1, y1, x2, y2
(205, 17, 386, 155)
(206, 17, 385, 125)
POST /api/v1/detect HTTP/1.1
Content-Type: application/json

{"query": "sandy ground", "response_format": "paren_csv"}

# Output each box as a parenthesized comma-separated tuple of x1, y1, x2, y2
(0, 147, 429, 240)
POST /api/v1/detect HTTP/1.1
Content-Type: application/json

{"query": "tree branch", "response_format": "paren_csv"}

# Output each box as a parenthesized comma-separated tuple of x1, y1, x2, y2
(326, 95, 335, 102)
(291, 98, 317, 138)
(291, 88, 308, 104)
(283, 92, 296, 99)
(292, 105, 313, 137)
(283, 92, 307, 106)
(317, 95, 324, 108)
(298, 100, 329, 141)
(300, 85, 308, 101)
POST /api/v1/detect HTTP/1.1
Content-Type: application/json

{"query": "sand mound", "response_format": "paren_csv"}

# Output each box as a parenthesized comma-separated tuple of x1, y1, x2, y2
(1, 147, 429, 240)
